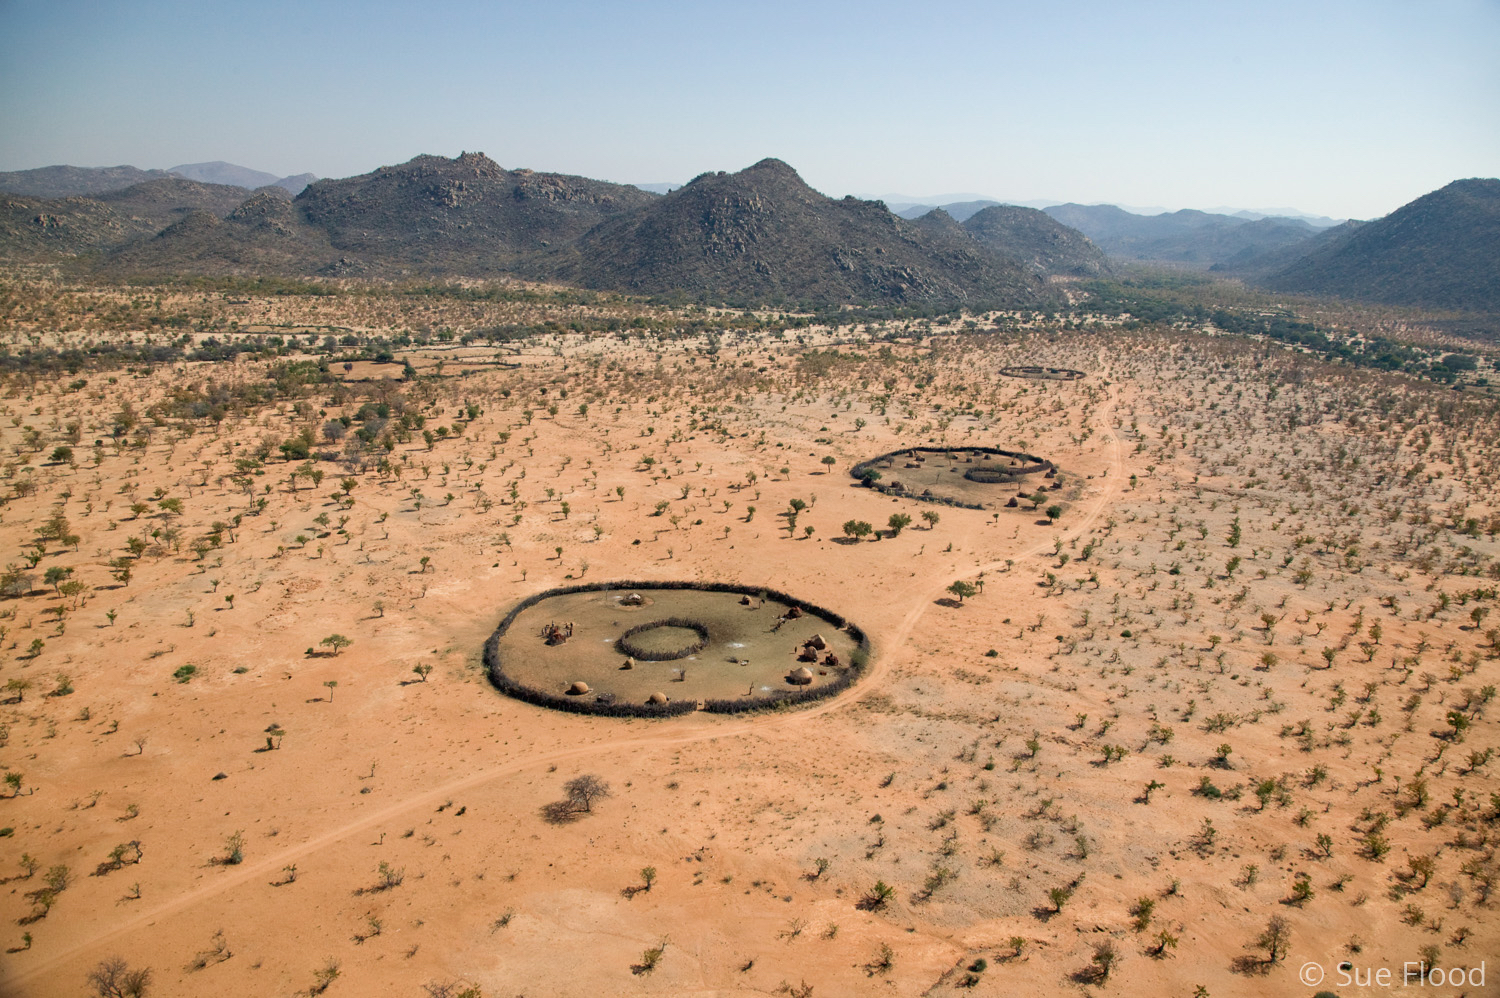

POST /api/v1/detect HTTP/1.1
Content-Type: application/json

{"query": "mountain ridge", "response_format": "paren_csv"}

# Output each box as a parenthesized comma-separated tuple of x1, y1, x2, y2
(168, 162, 317, 194)
(1043, 203, 1324, 269)
(536, 158, 1051, 307)
(1259, 178, 1500, 312)
(1, 155, 1490, 312)
(0, 164, 174, 199)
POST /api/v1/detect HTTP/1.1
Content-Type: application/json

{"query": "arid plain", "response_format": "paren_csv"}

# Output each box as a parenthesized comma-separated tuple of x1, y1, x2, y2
(0, 283, 1496, 998)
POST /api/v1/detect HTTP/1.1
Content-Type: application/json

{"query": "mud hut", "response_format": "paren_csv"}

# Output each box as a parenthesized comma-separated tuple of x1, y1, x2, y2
(567, 681, 590, 695)
(787, 667, 814, 686)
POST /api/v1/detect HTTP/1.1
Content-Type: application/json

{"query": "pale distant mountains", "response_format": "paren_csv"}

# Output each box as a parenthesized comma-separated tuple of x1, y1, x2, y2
(0, 164, 175, 198)
(888, 197, 1340, 270)
(1041, 203, 1325, 270)
(887, 197, 1341, 228)
(0, 155, 1493, 312)
(894, 200, 1006, 223)
(168, 162, 317, 195)
(0, 161, 316, 198)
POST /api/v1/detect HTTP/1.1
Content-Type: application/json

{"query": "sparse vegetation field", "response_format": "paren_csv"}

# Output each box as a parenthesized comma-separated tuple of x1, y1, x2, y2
(0, 275, 1494, 998)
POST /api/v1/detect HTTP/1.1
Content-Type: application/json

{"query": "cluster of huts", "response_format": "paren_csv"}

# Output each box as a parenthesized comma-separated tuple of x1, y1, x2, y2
(559, 600, 845, 704)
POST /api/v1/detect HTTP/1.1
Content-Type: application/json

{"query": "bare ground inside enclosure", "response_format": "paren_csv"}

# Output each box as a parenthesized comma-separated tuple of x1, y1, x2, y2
(495, 588, 861, 704)
(856, 446, 1058, 509)
(0, 282, 1495, 998)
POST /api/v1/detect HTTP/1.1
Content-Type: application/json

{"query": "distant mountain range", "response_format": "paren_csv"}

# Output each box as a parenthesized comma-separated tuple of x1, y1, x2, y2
(1040, 203, 1324, 270)
(0, 164, 175, 198)
(886, 197, 1342, 228)
(0, 155, 1492, 312)
(168, 162, 316, 195)
(0, 154, 1066, 308)
(880, 197, 1351, 275)
(894, 200, 1004, 223)
(0, 161, 316, 199)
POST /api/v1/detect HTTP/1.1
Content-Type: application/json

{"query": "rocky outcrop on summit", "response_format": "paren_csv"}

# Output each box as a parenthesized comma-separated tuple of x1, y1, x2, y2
(544, 159, 1050, 307)
(293, 152, 657, 270)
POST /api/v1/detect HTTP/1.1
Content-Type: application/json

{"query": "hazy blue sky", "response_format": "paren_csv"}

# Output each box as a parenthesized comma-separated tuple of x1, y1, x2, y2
(1, 0, 1495, 218)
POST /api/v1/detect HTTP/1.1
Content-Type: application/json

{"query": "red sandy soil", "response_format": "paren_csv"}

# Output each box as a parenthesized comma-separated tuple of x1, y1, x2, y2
(0, 325, 1495, 998)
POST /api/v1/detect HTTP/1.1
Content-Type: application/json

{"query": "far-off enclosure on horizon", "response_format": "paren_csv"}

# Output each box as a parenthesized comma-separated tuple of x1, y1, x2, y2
(485, 581, 870, 718)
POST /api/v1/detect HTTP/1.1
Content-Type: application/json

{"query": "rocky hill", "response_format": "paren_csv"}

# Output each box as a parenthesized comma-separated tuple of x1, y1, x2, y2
(1260, 178, 1500, 312)
(295, 152, 657, 271)
(542, 159, 1049, 307)
(102, 189, 339, 276)
(0, 177, 276, 262)
(1208, 219, 1364, 279)
(97, 178, 262, 229)
(0, 194, 147, 258)
(962, 205, 1109, 277)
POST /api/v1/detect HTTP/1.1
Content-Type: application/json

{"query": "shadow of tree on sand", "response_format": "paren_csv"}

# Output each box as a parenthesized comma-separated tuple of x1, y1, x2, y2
(539, 800, 584, 825)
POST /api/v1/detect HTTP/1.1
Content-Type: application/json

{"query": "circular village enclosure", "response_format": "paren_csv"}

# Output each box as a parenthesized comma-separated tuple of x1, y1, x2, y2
(850, 446, 1060, 510)
(998, 365, 1086, 381)
(486, 582, 869, 718)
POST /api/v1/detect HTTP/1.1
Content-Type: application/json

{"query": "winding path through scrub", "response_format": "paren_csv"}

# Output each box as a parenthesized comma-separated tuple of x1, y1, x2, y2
(0, 393, 1124, 994)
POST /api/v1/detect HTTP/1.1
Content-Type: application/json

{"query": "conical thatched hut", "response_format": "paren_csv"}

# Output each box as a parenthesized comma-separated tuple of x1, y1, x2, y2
(797, 645, 819, 662)
(804, 633, 827, 650)
(787, 667, 814, 686)
(567, 681, 590, 695)
(621, 657, 634, 670)
(647, 691, 668, 704)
